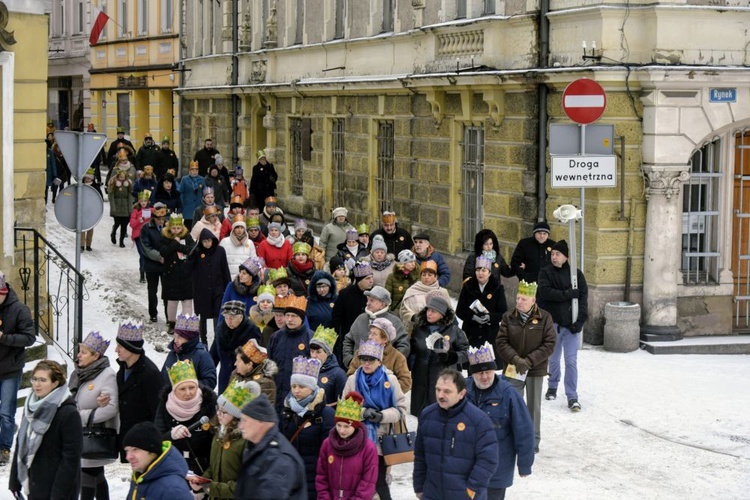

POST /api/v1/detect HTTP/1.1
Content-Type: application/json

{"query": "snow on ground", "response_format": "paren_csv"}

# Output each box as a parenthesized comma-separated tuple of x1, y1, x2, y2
(1, 205, 749, 499)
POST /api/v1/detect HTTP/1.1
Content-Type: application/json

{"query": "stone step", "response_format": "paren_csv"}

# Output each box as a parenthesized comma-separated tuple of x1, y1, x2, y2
(641, 335, 750, 355)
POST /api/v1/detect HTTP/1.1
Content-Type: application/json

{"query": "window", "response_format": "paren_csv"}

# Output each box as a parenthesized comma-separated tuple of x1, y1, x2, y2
(484, 0, 495, 15)
(118, 0, 128, 37)
(681, 138, 721, 284)
(137, 0, 148, 35)
(290, 118, 304, 196)
(457, 0, 467, 19)
(117, 93, 130, 135)
(377, 121, 395, 214)
(76, 1, 84, 34)
(99, 1, 108, 40)
(59, 1, 65, 36)
(332, 119, 345, 207)
(161, 0, 173, 33)
(461, 126, 484, 251)
(382, 0, 393, 33)
(295, 0, 304, 44)
(334, 0, 344, 39)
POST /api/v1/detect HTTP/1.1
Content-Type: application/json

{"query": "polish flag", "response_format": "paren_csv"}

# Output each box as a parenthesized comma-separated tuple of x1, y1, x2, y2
(89, 9, 110, 46)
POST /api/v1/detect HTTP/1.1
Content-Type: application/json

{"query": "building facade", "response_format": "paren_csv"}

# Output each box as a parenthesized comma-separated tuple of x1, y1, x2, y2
(89, 0, 179, 155)
(179, 0, 750, 341)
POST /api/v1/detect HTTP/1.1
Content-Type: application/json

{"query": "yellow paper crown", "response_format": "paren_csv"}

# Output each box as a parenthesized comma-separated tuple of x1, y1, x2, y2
(189, 160, 199, 170)
(168, 360, 197, 387)
(292, 242, 311, 255)
(311, 325, 337, 350)
(356, 223, 370, 235)
(335, 393, 364, 422)
(517, 280, 538, 298)
(138, 189, 152, 201)
(286, 294, 308, 313)
(268, 267, 288, 282)
(219, 380, 260, 415)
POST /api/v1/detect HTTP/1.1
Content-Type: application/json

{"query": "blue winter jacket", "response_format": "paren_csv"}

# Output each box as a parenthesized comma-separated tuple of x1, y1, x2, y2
(306, 271, 337, 331)
(126, 442, 194, 500)
(217, 278, 260, 327)
(415, 246, 452, 287)
(414, 397, 499, 499)
(267, 325, 314, 414)
(465, 376, 535, 488)
(161, 336, 217, 390)
(210, 317, 262, 393)
(178, 174, 206, 222)
(317, 354, 347, 405)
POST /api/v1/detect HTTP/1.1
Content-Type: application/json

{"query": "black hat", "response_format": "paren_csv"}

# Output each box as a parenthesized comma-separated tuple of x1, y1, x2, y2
(116, 337, 144, 355)
(413, 233, 430, 242)
(468, 359, 498, 375)
(241, 393, 278, 423)
(552, 239, 569, 258)
(122, 422, 163, 454)
(533, 221, 550, 234)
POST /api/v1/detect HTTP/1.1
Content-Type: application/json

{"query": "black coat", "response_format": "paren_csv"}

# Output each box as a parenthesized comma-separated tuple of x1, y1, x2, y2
(462, 229, 515, 282)
(187, 228, 231, 318)
(150, 174, 183, 214)
(140, 219, 166, 273)
(154, 385, 217, 474)
(330, 283, 367, 367)
(0, 286, 36, 379)
(510, 235, 556, 283)
(236, 426, 307, 499)
(154, 147, 179, 180)
(210, 318, 262, 394)
(9, 396, 82, 499)
(193, 147, 220, 177)
(250, 160, 278, 206)
(159, 226, 196, 301)
(370, 224, 413, 255)
(455, 276, 508, 348)
(537, 263, 589, 332)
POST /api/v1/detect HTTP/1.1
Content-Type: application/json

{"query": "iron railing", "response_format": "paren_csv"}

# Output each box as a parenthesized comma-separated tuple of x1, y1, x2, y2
(14, 227, 85, 361)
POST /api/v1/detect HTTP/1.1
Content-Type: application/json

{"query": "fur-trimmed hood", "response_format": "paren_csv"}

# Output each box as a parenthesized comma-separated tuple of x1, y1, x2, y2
(161, 225, 189, 240)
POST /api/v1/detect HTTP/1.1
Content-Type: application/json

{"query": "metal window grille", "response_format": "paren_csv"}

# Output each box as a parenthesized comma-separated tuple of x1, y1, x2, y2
(382, 0, 393, 33)
(457, 0, 467, 19)
(733, 129, 750, 329)
(461, 126, 484, 251)
(377, 121, 395, 214)
(681, 137, 721, 285)
(335, 0, 345, 39)
(291, 118, 304, 196)
(332, 119, 345, 207)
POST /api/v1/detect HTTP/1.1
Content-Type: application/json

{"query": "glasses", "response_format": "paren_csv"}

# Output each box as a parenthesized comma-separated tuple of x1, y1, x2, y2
(31, 377, 49, 384)
(216, 409, 227, 416)
(359, 357, 379, 365)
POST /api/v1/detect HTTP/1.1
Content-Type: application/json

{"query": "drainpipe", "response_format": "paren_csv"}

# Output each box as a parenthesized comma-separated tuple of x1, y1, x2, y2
(231, 0, 240, 166)
(537, 0, 550, 221)
(177, 0, 185, 174)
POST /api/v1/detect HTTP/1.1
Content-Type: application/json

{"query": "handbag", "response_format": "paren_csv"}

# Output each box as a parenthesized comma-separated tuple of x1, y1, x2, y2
(82, 408, 118, 460)
(379, 417, 416, 466)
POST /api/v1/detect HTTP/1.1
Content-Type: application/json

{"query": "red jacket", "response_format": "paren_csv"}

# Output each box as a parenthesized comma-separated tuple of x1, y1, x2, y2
(315, 427, 378, 500)
(129, 206, 151, 240)
(257, 239, 293, 269)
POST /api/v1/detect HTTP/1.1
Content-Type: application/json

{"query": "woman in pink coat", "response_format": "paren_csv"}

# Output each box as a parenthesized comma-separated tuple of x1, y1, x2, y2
(315, 391, 378, 500)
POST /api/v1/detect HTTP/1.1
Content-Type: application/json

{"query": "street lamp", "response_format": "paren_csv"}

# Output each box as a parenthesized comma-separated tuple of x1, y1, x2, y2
(553, 204, 583, 324)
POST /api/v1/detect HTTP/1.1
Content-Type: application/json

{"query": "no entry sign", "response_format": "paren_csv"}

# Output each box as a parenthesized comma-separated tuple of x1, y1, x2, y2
(563, 79, 607, 124)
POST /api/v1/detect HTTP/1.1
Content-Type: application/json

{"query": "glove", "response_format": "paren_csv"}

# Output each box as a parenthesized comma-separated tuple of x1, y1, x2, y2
(570, 321, 583, 334)
(362, 408, 383, 422)
(171, 424, 190, 440)
(565, 288, 580, 300)
(513, 356, 530, 375)
(472, 314, 490, 325)
(438, 351, 459, 365)
(53, 177, 62, 186)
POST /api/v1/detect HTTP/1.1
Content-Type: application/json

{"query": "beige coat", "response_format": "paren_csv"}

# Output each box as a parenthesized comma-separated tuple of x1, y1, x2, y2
(75, 365, 120, 468)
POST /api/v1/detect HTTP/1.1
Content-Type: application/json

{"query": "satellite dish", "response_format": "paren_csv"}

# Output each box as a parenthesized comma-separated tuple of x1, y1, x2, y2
(54, 184, 104, 232)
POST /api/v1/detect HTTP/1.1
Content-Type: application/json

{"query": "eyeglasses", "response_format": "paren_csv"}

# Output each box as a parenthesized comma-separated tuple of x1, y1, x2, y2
(31, 377, 49, 384)
(359, 358, 379, 365)
(216, 409, 227, 416)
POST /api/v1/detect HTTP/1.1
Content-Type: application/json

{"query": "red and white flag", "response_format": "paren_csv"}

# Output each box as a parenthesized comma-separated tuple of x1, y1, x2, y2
(89, 9, 110, 46)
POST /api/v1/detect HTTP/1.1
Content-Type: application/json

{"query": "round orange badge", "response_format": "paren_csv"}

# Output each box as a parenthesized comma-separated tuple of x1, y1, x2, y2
(384, 381, 391, 389)
(398, 286, 403, 291)
(487, 294, 492, 299)
(457, 422, 466, 431)
(532, 319, 538, 324)
(298, 343, 305, 351)
(223, 441, 231, 450)
(305, 280, 310, 285)
(330, 303, 335, 308)
(87, 384, 95, 391)
(253, 374, 261, 380)
(399, 236, 404, 241)
(321, 377, 329, 384)
(494, 263, 499, 268)
(328, 455, 334, 464)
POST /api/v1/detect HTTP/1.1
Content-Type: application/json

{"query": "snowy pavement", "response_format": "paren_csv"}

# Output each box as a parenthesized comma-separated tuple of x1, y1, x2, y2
(0, 205, 748, 499)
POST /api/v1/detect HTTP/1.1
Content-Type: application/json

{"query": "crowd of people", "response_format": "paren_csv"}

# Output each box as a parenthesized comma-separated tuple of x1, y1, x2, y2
(13, 132, 592, 498)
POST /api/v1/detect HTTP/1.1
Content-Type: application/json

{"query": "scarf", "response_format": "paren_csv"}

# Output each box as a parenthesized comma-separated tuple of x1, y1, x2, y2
(233, 276, 259, 297)
(286, 388, 319, 417)
(482, 249, 497, 262)
(250, 305, 274, 329)
(166, 387, 203, 422)
(365, 305, 389, 321)
(519, 309, 531, 325)
(267, 234, 285, 248)
(290, 258, 314, 274)
(69, 356, 111, 395)
(17, 385, 72, 495)
(355, 366, 395, 443)
(329, 425, 367, 458)
(370, 258, 392, 272)
(229, 230, 248, 246)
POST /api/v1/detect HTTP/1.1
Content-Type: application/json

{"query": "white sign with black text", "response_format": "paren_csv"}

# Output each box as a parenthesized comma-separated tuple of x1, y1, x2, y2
(551, 155, 617, 188)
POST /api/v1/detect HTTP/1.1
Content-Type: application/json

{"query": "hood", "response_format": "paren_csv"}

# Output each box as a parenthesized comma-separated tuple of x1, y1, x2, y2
(473, 229, 500, 257)
(136, 443, 189, 484)
(198, 228, 219, 248)
(0, 286, 20, 309)
(167, 335, 204, 355)
(308, 270, 337, 300)
(414, 303, 456, 328)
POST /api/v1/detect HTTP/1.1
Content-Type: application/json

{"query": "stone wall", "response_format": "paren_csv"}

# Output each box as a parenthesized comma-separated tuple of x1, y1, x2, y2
(180, 97, 234, 174)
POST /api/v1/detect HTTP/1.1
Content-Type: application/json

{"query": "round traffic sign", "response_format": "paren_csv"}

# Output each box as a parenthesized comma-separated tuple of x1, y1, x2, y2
(562, 78, 607, 124)
(54, 184, 105, 232)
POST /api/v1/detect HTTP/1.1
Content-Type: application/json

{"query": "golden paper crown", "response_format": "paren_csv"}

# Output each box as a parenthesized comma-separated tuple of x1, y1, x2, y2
(381, 211, 396, 224)
(517, 280, 538, 298)
(268, 267, 288, 282)
(292, 242, 311, 255)
(273, 294, 294, 310)
(168, 360, 198, 387)
(218, 380, 260, 418)
(356, 223, 370, 235)
(117, 149, 128, 161)
(241, 338, 268, 364)
(335, 392, 364, 422)
(138, 189, 152, 201)
(286, 294, 308, 313)
(168, 213, 184, 227)
(257, 284, 276, 302)
(189, 160, 199, 170)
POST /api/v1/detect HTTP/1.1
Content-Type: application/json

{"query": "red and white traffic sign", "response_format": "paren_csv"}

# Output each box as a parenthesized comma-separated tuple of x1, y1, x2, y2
(562, 78, 607, 124)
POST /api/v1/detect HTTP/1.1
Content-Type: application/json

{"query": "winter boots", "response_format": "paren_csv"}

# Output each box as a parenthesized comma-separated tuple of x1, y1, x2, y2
(545, 388, 557, 400)
(167, 321, 176, 335)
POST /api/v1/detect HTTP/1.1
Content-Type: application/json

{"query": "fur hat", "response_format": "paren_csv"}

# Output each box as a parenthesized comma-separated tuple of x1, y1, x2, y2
(332, 207, 348, 219)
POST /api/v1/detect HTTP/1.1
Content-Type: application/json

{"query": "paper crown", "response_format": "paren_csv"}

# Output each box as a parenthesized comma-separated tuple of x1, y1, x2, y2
(218, 380, 261, 418)
(475, 256, 493, 271)
(352, 261, 373, 278)
(81, 331, 110, 356)
(162, 135, 170, 143)
(240, 256, 264, 276)
(168, 213, 184, 227)
(273, 294, 294, 311)
(419, 260, 438, 274)
(83, 168, 95, 179)
(294, 218, 307, 231)
(292, 356, 322, 379)
(241, 338, 268, 364)
(292, 242, 311, 255)
(143, 165, 154, 172)
(116, 126, 125, 133)
(358, 340, 384, 361)
(233, 214, 247, 225)
(204, 206, 220, 217)
(152, 204, 168, 217)
(202, 186, 214, 196)
(345, 229, 358, 241)
(335, 392, 364, 424)
(117, 149, 128, 161)
(189, 160, 199, 169)
(256, 284, 276, 303)
(381, 211, 396, 223)
(138, 189, 151, 201)
(230, 195, 244, 207)
(517, 280, 538, 298)
(117, 320, 144, 342)
(310, 325, 337, 353)
(168, 360, 198, 387)
(467, 341, 496, 365)
(258, 149, 266, 159)
(247, 217, 261, 229)
(356, 223, 370, 235)
(285, 294, 308, 314)
(265, 196, 277, 205)
(175, 314, 200, 332)
(268, 267, 289, 282)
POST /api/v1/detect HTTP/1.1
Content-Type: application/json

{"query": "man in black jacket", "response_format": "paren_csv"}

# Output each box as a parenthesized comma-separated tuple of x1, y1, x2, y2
(154, 136, 179, 180)
(370, 211, 413, 255)
(331, 262, 374, 368)
(193, 138, 220, 177)
(511, 221, 556, 283)
(536, 240, 588, 412)
(140, 203, 169, 323)
(0, 271, 36, 464)
(135, 132, 160, 171)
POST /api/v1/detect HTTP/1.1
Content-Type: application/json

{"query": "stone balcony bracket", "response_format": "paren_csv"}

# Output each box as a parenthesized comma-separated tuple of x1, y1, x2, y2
(425, 89, 446, 127)
(482, 89, 505, 127)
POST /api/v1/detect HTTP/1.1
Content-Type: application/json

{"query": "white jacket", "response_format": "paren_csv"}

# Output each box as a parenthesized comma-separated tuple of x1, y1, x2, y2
(220, 235, 257, 280)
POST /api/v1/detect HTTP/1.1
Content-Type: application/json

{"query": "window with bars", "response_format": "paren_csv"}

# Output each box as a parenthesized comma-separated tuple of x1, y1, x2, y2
(377, 121, 395, 214)
(382, 0, 393, 33)
(461, 126, 484, 251)
(681, 138, 721, 285)
(290, 118, 304, 196)
(332, 119, 345, 207)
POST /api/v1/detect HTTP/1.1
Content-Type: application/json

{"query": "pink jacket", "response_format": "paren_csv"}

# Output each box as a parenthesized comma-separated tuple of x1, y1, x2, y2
(129, 206, 151, 240)
(315, 427, 378, 500)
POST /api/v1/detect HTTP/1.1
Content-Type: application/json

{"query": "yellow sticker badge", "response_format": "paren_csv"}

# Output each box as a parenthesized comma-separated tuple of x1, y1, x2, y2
(321, 377, 329, 384)
(384, 381, 391, 389)
(87, 384, 95, 391)
(298, 343, 305, 351)
(328, 455, 334, 464)
(457, 422, 466, 431)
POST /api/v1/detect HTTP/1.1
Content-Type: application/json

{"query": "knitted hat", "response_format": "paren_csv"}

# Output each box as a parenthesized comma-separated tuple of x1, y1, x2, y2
(345, 229, 358, 242)
(371, 235, 387, 253)
(167, 213, 184, 228)
(358, 340, 384, 361)
(167, 360, 198, 388)
(364, 285, 392, 306)
(294, 219, 308, 231)
(221, 300, 246, 316)
(419, 260, 438, 275)
(122, 422, 163, 454)
(240, 256, 264, 277)
(332, 207, 347, 219)
(356, 223, 369, 235)
(241, 338, 268, 364)
(475, 256, 493, 271)
(329, 256, 347, 272)
(293, 241, 311, 256)
(230, 195, 244, 208)
(335, 392, 364, 428)
(552, 239, 569, 258)
(0, 271, 7, 295)
(370, 317, 396, 343)
(397, 249, 416, 263)
(214, 154, 225, 166)
(202, 186, 214, 197)
(413, 232, 430, 242)
(247, 217, 261, 229)
(381, 211, 396, 224)
(81, 331, 110, 356)
(310, 325, 337, 356)
(517, 280, 538, 298)
(232, 214, 247, 230)
(290, 356, 322, 391)
(285, 295, 308, 318)
(352, 262, 373, 279)
(268, 222, 284, 232)
(533, 221, 551, 234)
(138, 189, 151, 202)
(241, 393, 278, 423)
(116, 320, 144, 354)
(467, 341, 498, 375)
(235, 166, 244, 176)
(426, 295, 450, 316)
(218, 380, 261, 419)
(174, 314, 201, 341)
(256, 284, 276, 304)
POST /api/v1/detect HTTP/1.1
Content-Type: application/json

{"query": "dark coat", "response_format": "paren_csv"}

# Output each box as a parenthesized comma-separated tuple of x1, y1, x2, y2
(317, 354, 347, 405)
(136, 143, 160, 170)
(330, 283, 367, 367)
(193, 147, 221, 177)
(161, 337, 218, 390)
(235, 426, 307, 499)
(154, 385, 217, 473)
(154, 147, 179, 180)
(466, 376, 535, 489)
(0, 286, 36, 379)
(496, 304, 557, 377)
(140, 218, 166, 273)
(159, 226, 196, 301)
(287, 260, 316, 297)
(537, 262, 589, 332)
(188, 228, 231, 318)
(126, 443, 194, 500)
(9, 396, 82, 499)
(409, 308, 470, 417)
(210, 317, 262, 394)
(306, 271, 337, 331)
(414, 397, 499, 500)
(133, 176, 158, 200)
(219, 278, 260, 322)
(205, 173, 230, 209)
(511, 235, 557, 283)
(116, 354, 165, 460)
(150, 174, 183, 214)
(250, 160, 278, 206)
(106, 137, 135, 161)
(462, 229, 514, 281)
(268, 325, 314, 414)
(230, 359, 279, 407)
(280, 390, 335, 500)
(370, 224, 413, 256)
(455, 275, 508, 348)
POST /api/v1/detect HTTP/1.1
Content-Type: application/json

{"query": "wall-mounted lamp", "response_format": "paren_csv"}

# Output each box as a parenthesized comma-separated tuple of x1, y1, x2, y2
(582, 41, 602, 62)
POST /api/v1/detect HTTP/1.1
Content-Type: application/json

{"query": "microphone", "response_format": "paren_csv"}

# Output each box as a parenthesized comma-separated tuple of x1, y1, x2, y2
(186, 416, 210, 433)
